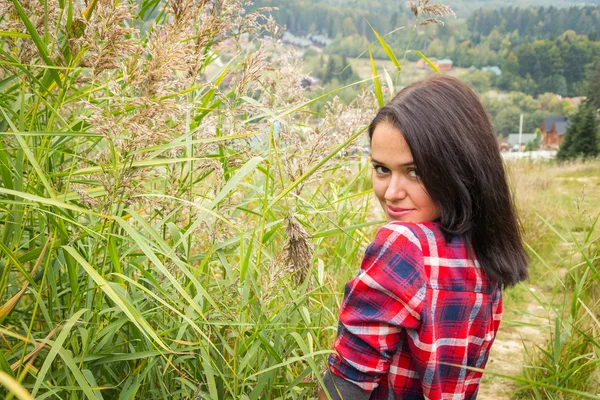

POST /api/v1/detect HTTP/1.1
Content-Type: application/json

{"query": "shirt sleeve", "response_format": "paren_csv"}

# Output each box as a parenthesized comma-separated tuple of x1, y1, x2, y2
(328, 223, 426, 392)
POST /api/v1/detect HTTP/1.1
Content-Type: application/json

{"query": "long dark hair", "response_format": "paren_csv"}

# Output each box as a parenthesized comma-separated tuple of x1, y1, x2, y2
(368, 74, 528, 287)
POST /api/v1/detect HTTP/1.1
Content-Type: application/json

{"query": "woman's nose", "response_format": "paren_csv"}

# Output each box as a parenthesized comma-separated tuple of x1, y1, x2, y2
(385, 174, 407, 201)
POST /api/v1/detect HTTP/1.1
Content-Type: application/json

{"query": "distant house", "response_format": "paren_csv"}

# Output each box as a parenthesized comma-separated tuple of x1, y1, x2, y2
(541, 116, 570, 149)
(416, 58, 453, 71)
(481, 66, 502, 76)
(507, 133, 537, 151)
(416, 58, 429, 70)
(306, 34, 333, 47)
(498, 138, 511, 152)
(281, 32, 312, 48)
(437, 59, 453, 71)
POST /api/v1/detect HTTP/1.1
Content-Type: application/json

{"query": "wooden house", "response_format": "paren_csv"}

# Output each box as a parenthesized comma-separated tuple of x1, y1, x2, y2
(541, 116, 570, 149)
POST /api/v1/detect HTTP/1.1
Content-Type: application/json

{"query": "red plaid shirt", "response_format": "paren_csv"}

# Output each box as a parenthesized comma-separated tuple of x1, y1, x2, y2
(328, 222, 502, 399)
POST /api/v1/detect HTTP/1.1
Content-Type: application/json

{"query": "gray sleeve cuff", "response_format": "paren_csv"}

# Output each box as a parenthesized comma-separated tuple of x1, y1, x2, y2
(323, 370, 371, 400)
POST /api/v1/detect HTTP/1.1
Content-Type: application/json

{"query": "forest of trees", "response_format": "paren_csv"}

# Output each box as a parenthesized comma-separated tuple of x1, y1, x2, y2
(439, 31, 600, 96)
(467, 6, 599, 38)
(252, 0, 414, 41)
(253, 1, 600, 97)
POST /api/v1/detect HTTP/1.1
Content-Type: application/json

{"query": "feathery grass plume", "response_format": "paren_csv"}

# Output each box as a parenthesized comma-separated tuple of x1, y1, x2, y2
(72, 0, 139, 74)
(0, 0, 61, 64)
(235, 44, 269, 96)
(407, 0, 456, 24)
(281, 215, 313, 284)
(280, 89, 377, 195)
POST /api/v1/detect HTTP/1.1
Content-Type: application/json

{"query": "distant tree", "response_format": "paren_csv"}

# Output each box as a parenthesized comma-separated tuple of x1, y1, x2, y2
(499, 52, 519, 90)
(323, 56, 336, 84)
(520, 74, 538, 96)
(342, 17, 358, 36)
(539, 74, 568, 96)
(493, 106, 521, 138)
(557, 59, 600, 160)
(462, 70, 491, 93)
(585, 62, 600, 110)
(557, 104, 598, 160)
(340, 55, 354, 82)
(525, 128, 542, 151)
(447, 36, 457, 55)
(517, 42, 536, 77)
(426, 38, 445, 59)
(487, 28, 504, 52)
(574, 105, 599, 158)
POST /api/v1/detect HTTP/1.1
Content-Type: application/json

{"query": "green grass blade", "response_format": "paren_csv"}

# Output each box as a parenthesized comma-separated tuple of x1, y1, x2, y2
(0, 187, 109, 218)
(369, 45, 384, 108)
(113, 217, 211, 320)
(31, 309, 90, 397)
(0, 107, 58, 200)
(0, 371, 34, 400)
(0, 131, 103, 137)
(367, 21, 402, 72)
(62, 246, 171, 352)
(407, 50, 440, 73)
(245, 350, 333, 379)
(0, 31, 31, 38)
(268, 126, 368, 211)
(172, 156, 263, 250)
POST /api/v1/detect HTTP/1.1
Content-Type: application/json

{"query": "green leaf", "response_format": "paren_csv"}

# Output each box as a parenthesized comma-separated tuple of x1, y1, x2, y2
(62, 246, 171, 352)
(0, 31, 30, 38)
(369, 45, 384, 108)
(268, 127, 368, 210)
(0, 107, 58, 200)
(407, 50, 440, 73)
(0, 371, 34, 400)
(0, 187, 109, 218)
(0, 351, 14, 377)
(367, 21, 402, 73)
(32, 309, 94, 398)
(173, 156, 263, 250)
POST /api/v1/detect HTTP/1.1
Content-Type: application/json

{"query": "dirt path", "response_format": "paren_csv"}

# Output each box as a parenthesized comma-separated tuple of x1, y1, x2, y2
(478, 290, 552, 399)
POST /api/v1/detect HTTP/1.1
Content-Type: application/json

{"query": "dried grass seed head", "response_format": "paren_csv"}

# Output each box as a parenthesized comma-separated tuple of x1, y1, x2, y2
(407, 0, 455, 23)
(282, 216, 313, 284)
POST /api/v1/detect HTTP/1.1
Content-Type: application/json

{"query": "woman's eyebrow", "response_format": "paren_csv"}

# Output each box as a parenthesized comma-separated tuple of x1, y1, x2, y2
(371, 157, 415, 167)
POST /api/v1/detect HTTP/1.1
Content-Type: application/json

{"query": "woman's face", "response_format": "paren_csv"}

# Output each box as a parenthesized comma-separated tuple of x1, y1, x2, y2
(370, 122, 440, 223)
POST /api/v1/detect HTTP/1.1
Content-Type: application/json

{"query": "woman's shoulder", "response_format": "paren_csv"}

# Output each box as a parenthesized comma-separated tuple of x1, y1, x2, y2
(377, 221, 445, 248)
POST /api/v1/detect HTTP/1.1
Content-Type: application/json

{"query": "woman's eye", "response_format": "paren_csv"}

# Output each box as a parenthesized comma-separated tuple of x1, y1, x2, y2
(373, 165, 389, 174)
(407, 169, 419, 178)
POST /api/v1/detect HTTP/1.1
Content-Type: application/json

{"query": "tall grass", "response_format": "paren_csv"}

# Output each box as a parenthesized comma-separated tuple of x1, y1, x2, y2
(1, 0, 597, 399)
(507, 160, 600, 399)
(0, 0, 380, 398)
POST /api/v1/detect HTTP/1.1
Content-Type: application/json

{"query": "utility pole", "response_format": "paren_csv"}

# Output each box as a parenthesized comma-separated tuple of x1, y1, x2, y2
(518, 113, 523, 152)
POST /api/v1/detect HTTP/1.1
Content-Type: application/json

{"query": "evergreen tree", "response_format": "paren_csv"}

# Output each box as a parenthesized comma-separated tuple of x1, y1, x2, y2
(585, 62, 600, 110)
(323, 56, 336, 84)
(340, 55, 353, 82)
(557, 105, 582, 161)
(573, 106, 598, 158)
(557, 104, 598, 160)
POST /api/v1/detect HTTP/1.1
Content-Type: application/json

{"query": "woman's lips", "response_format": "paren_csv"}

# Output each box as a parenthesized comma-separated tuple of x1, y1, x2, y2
(387, 206, 414, 218)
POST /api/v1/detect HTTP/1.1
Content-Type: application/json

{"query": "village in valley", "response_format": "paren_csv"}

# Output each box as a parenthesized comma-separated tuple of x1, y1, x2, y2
(216, 28, 588, 160)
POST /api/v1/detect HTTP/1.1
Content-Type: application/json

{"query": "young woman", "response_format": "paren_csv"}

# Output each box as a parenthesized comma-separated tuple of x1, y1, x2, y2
(320, 75, 529, 399)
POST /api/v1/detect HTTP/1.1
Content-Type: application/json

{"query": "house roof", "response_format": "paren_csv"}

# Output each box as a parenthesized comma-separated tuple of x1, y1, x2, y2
(542, 116, 568, 132)
(554, 120, 571, 135)
(507, 133, 537, 146)
(482, 66, 502, 76)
